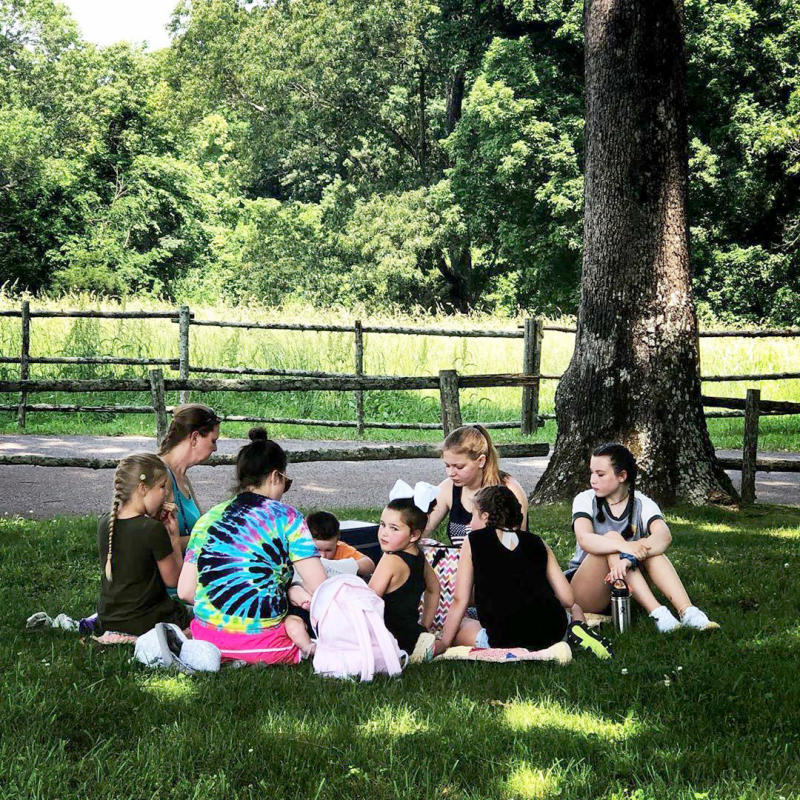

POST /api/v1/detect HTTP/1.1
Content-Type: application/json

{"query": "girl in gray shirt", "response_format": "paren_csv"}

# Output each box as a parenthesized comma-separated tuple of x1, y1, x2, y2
(568, 443, 718, 633)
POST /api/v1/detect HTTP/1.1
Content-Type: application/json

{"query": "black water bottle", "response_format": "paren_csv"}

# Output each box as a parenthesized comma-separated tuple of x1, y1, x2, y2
(611, 579, 631, 632)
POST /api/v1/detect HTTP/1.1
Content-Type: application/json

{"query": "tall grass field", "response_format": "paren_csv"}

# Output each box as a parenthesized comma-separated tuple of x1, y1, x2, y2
(1, 292, 799, 450)
(2, 502, 799, 799)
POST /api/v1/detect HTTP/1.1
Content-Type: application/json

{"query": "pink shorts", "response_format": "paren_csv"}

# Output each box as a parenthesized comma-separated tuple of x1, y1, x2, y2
(190, 618, 301, 665)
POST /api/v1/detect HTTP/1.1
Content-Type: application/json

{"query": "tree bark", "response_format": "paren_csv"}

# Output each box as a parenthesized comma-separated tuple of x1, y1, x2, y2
(532, 0, 736, 506)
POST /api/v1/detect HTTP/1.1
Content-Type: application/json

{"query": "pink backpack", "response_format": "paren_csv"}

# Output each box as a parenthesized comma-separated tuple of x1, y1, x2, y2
(310, 575, 407, 682)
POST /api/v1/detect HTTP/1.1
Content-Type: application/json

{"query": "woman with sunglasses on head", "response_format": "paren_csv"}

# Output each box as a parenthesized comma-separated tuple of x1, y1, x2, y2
(178, 428, 326, 664)
(158, 403, 222, 549)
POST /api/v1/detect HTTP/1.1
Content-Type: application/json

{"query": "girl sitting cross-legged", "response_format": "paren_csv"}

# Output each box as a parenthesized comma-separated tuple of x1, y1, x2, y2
(568, 442, 718, 633)
(368, 481, 441, 663)
(433, 485, 612, 658)
(96, 453, 190, 637)
(178, 428, 327, 664)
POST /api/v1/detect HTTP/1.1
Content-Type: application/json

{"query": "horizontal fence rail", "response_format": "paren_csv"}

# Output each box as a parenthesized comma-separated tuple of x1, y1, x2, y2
(0, 442, 550, 470)
(2, 305, 800, 477)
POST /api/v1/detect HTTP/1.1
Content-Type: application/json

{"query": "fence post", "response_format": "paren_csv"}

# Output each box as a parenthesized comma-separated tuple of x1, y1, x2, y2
(521, 316, 543, 435)
(17, 300, 30, 429)
(439, 369, 462, 436)
(354, 320, 365, 436)
(149, 368, 168, 447)
(741, 388, 760, 505)
(178, 305, 191, 404)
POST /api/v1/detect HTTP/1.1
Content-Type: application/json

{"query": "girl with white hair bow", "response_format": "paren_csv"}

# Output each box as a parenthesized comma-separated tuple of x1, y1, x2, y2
(368, 480, 441, 662)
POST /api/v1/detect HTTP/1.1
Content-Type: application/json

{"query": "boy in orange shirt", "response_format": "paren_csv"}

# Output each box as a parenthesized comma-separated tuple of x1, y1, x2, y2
(307, 511, 375, 577)
(287, 512, 375, 626)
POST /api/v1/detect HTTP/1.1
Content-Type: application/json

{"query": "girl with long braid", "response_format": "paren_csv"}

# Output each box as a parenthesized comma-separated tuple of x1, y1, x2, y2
(96, 454, 189, 636)
(568, 443, 717, 632)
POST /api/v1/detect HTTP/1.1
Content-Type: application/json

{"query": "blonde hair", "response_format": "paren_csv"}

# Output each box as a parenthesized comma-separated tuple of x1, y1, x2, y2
(442, 424, 503, 487)
(105, 453, 168, 582)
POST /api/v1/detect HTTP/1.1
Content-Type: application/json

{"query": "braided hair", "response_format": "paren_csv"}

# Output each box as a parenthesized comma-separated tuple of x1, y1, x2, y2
(473, 485, 523, 531)
(105, 453, 169, 582)
(592, 443, 638, 540)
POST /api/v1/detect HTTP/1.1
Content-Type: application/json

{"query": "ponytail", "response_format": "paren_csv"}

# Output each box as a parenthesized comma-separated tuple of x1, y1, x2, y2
(443, 424, 503, 487)
(592, 443, 638, 540)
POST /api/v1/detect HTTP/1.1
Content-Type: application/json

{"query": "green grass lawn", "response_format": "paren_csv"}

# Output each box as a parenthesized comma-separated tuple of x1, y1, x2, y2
(2, 503, 799, 799)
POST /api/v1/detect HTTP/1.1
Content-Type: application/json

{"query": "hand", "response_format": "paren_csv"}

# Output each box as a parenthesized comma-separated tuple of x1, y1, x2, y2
(628, 540, 652, 561)
(161, 508, 179, 540)
(605, 557, 630, 584)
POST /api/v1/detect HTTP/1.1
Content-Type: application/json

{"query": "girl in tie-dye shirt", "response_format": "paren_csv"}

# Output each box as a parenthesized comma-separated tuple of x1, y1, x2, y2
(178, 428, 326, 664)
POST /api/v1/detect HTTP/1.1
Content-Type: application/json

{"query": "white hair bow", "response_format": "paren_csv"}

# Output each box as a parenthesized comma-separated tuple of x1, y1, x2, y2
(389, 479, 439, 512)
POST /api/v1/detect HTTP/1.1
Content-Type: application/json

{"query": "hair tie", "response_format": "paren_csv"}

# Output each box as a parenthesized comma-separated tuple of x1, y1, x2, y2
(139, 473, 147, 481)
(389, 479, 438, 512)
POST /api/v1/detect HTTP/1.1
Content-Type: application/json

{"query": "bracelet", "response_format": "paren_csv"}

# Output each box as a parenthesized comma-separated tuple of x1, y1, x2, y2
(619, 552, 638, 569)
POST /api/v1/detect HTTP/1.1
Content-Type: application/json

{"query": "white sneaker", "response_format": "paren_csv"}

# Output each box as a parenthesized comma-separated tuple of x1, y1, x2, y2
(650, 605, 681, 633)
(680, 605, 719, 630)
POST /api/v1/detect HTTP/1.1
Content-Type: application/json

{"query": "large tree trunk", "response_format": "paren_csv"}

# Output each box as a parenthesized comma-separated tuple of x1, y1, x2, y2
(532, 0, 736, 505)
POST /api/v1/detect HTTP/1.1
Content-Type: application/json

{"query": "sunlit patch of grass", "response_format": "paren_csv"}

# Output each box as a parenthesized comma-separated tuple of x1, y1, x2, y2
(140, 673, 200, 701)
(503, 700, 642, 742)
(358, 705, 430, 737)
(503, 762, 564, 799)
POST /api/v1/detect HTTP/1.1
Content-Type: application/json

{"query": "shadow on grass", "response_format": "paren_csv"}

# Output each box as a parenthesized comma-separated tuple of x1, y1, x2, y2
(2, 507, 800, 799)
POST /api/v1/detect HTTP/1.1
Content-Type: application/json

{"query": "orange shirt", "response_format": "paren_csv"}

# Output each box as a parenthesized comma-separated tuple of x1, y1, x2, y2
(334, 541, 366, 560)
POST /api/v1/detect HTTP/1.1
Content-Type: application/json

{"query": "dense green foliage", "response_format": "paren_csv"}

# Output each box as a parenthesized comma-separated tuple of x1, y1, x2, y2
(2, 504, 800, 798)
(1, 0, 799, 321)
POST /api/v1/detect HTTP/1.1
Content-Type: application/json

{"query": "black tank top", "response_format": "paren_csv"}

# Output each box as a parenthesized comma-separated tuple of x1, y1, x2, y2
(469, 527, 567, 650)
(447, 485, 472, 547)
(382, 549, 426, 653)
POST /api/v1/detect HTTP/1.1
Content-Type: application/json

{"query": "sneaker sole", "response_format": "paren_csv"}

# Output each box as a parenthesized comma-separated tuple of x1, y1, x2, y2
(569, 625, 614, 659)
(410, 632, 436, 664)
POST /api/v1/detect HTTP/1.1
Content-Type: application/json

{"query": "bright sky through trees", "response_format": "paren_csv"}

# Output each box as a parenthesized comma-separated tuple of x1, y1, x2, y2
(60, 0, 175, 49)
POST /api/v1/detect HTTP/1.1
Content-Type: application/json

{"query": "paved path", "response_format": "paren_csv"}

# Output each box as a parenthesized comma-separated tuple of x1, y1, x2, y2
(1, 434, 798, 518)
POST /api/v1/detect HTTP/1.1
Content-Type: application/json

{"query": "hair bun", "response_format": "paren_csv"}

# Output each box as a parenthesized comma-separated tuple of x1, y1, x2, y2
(248, 426, 268, 442)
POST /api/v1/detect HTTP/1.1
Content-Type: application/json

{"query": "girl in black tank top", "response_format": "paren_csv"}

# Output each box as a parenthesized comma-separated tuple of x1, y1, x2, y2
(369, 488, 441, 656)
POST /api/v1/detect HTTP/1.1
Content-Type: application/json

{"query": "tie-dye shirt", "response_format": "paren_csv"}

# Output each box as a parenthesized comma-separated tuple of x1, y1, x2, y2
(185, 492, 318, 634)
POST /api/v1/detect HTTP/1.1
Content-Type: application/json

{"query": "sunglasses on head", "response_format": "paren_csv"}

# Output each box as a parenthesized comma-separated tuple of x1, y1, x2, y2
(277, 471, 293, 492)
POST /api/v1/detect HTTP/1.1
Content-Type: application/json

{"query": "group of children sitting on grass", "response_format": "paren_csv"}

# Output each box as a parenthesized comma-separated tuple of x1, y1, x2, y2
(93, 408, 718, 669)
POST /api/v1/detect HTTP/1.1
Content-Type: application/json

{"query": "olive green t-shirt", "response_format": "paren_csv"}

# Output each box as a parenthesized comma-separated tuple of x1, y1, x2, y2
(96, 514, 183, 635)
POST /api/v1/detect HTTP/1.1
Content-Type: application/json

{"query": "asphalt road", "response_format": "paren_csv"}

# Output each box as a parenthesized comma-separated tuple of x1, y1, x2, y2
(1, 434, 798, 518)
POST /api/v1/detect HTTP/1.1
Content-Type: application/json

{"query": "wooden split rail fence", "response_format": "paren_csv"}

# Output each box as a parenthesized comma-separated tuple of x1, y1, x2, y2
(2, 304, 800, 499)
(0, 303, 558, 436)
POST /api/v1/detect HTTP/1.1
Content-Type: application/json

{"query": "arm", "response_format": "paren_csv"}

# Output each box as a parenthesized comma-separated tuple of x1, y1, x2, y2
(155, 513, 183, 588)
(641, 518, 672, 556)
(288, 584, 313, 610)
(177, 562, 197, 604)
(294, 556, 327, 595)
(544, 545, 584, 622)
(420, 560, 441, 631)
(354, 554, 376, 577)
(436, 539, 474, 651)
(368, 554, 400, 598)
(424, 480, 452, 536)
(573, 516, 650, 560)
